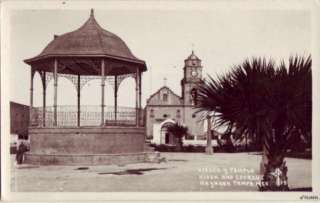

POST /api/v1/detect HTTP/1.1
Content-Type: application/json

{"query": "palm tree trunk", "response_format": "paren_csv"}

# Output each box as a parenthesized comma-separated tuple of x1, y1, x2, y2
(259, 157, 289, 191)
(259, 130, 289, 191)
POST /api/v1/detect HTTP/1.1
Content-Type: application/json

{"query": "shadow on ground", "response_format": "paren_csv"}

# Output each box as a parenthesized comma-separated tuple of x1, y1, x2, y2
(75, 167, 89, 170)
(16, 165, 40, 169)
(98, 167, 167, 175)
(167, 159, 188, 162)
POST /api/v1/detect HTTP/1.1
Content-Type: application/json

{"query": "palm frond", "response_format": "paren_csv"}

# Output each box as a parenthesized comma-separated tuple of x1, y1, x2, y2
(195, 55, 311, 157)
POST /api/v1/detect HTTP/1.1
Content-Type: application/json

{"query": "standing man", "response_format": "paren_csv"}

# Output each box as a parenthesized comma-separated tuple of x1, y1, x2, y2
(16, 140, 27, 164)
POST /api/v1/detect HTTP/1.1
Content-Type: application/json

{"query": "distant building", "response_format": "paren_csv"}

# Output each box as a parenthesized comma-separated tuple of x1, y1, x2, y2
(146, 51, 207, 146)
(10, 102, 29, 137)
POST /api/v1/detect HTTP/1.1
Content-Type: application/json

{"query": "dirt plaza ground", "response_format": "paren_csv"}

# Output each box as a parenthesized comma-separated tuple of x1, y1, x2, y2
(10, 152, 311, 192)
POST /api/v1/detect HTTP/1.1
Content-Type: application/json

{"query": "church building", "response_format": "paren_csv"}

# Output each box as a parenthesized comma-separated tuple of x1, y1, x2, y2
(145, 51, 206, 146)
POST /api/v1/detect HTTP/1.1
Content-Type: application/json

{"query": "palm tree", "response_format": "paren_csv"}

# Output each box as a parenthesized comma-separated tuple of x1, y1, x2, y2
(166, 123, 189, 151)
(196, 56, 311, 191)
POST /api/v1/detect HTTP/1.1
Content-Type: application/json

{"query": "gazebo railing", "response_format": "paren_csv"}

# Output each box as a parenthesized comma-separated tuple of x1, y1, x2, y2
(30, 105, 144, 127)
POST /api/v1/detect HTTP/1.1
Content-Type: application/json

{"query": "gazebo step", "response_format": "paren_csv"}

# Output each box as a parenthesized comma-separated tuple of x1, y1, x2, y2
(24, 152, 161, 165)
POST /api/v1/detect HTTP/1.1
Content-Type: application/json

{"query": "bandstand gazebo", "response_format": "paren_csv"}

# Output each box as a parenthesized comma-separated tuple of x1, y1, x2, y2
(24, 10, 158, 165)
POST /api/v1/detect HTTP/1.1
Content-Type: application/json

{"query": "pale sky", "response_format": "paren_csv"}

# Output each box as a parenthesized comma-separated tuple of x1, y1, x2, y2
(9, 8, 311, 108)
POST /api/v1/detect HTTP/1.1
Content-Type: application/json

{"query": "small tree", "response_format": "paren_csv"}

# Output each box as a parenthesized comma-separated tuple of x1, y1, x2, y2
(166, 123, 188, 151)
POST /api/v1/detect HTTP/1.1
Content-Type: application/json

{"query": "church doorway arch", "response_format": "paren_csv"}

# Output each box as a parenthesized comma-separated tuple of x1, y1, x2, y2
(159, 119, 176, 145)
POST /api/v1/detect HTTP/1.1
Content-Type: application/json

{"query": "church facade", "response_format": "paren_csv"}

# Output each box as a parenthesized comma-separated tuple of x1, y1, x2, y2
(145, 51, 206, 146)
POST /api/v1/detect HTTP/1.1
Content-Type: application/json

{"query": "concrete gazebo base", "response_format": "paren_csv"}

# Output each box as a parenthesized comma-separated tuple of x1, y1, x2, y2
(24, 152, 160, 166)
(25, 126, 160, 165)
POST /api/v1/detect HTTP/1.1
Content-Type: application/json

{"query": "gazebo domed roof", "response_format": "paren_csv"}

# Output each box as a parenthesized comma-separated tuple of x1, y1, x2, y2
(25, 9, 146, 74)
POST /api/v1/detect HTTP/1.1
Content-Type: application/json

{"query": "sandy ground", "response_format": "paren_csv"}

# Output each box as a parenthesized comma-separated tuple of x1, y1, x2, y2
(10, 152, 311, 192)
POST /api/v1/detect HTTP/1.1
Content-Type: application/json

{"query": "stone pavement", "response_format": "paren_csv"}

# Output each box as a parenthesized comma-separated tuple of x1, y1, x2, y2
(10, 152, 311, 192)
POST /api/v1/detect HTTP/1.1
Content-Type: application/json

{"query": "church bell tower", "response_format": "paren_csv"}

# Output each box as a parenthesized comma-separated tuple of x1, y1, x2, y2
(181, 51, 203, 106)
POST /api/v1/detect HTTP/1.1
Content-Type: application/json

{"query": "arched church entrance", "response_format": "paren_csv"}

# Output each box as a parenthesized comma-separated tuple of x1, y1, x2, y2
(159, 119, 176, 145)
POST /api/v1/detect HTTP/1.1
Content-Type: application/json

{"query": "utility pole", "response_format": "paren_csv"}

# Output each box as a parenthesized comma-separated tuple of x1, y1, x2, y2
(205, 115, 213, 155)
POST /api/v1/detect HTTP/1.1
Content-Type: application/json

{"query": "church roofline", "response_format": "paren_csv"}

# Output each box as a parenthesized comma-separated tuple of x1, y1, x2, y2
(146, 86, 182, 105)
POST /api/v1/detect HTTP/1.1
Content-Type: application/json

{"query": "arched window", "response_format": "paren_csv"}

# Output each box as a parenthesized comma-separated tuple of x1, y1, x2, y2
(191, 88, 198, 105)
(192, 61, 196, 66)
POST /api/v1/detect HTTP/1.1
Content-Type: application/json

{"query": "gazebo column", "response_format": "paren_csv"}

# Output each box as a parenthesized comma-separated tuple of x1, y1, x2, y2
(139, 71, 142, 121)
(114, 75, 118, 123)
(138, 71, 142, 126)
(53, 59, 58, 127)
(77, 74, 81, 127)
(29, 68, 35, 127)
(42, 71, 46, 127)
(135, 68, 140, 127)
(101, 59, 105, 126)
